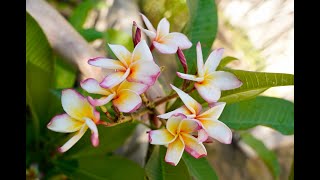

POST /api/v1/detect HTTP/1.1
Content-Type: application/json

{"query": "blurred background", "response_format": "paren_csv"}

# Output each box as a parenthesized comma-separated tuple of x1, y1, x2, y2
(29, 0, 294, 179)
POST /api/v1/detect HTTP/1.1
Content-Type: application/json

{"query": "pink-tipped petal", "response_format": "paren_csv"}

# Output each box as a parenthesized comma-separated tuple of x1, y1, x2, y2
(88, 57, 126, 71)
(58, 125, 88, 153)
(100, 68, 130, 89)
(197, 102, 226, 120)
(170, 84, 202, 115)
(153, 41, 178, 54)
(47, 114, 83, 133)
(201, 120, 232, 144)
(140, 28, 157, 39)
(148, 129, 176, 145)
(84, 118, 99, 147)
(165, 136, 185, 166)
(204, 48, 224, 73)
(166, 113, 186, 135)
(108, 44, 131, 66)
(80, 78, 110, 95)
(117, 80, 149, 95)
(165, 32, 192, 50)
(181, 133, 207, 158)
(196, 42, 204, 77)
(194, 82, 221, 103)
(112, 89, 142, 113)
(140, 13, 156, 32)
(87, 94, 115, 107)
(128, 60, 160, 86)
(178, 119, 201, 134)
(156, 18, 170, 38)
(157, 106, 191, 119)
(132, 40, 153, 63)
(207, 71, 243, 90)
(61, 89, 96, 121)
(176, 72, 204, 82)
(197, 129, 209, 142)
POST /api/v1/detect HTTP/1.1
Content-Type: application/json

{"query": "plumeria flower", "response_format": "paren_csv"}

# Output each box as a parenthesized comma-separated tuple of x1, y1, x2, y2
(80, 78, 148, 113)
(177, 42, 242, 103)
(148, 114, 207, 166)
(139, 14, 192, 54)
(158, 85, 232, 144)
(88, 40, 160, 88)
(47, 89, 101, 153)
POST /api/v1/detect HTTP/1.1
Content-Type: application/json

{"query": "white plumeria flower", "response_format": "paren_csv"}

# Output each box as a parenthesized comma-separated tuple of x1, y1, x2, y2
(47, 89, 101, 153)
(81, 78, 148, 113)
(148, 113, 207, 166)
(177, 42, 242, 103)
(88, 40, 160, 88)
(139, 14, 192, 54)
(158, 85, 232, 144)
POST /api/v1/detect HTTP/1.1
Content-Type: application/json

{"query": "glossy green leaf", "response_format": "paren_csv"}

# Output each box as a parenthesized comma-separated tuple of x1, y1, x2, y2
(216, 56, 238, 70)
(241, 133, 280, 179)
(182, 152, 218, 180)
(219, 69, 294, 104)
(53, 56, 76, 89)
(69, 0, 96, 29)
(56, 155, 145, 180)
(66, 121, 138, 159)
(26, 12, 54, 138)
(145, 146, 191, 180)
(79, 28, 103, 42)
(174, 0, 218, 86)
(220, 96, 294, 135)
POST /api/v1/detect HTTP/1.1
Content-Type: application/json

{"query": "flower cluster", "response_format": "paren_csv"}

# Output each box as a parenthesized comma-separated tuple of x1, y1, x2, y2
(47, 14, 242, 165)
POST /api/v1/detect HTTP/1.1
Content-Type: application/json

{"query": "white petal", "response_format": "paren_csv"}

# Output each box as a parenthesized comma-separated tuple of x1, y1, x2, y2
(112, 89, 142, 113)
(176, 72, 204, 82)
(88, 57, 126, 71)
(128, 60, 160, 86)
(99, 68, 130, 89)
(204, 48, 224, 73)
(117, 80, 149, 95)
(207, 71, 243, 90)
(197, 102, 226, 120)
(170, 84, 202, 115)
(61, 89, 96, 121)
(84, 118, 99, 147)
(148, 129, 176, 145)
(196, 42, 204, 77)
(132, 40, 154, 63)
(140, 13, 156, 32)
(194, 82, 221, 103)
(181, 133, 207, 158)
(87, 94, 115, 107)
(197, 129, 209, 142)
(163, 32, 192, 50)
(201, 120, 232, 144)
(140, 28, 156, 40)
(157, 18, 170, 38)
(108, 44, 131, 66)
(80, 78, 110, 95)
(47, 114, 83, 133)
(58, 125, 88, 153)
(167, 113, 186, 135)
(165, 135, 185, 166)
(153, 41, 178, 54)
(157, 106, 191, 119)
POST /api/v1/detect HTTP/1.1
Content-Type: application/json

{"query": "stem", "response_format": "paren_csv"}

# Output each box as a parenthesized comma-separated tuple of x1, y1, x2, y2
(154, 93, 178, 106)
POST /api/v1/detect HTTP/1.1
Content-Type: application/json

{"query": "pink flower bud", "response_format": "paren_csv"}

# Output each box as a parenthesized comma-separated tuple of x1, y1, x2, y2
(177, 48, 188, 73)
(132, 21, 141, 47)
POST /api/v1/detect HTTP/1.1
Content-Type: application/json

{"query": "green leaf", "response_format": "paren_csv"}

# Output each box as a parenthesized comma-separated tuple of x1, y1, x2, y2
(69, 0, 96, 29)
(182, 152, 218, 180)
(174, 0, 218, 86)
(53, 56, 76, 89)
(216, 56, 238, 70)
(66, 121, 138, 159)
(240, 133, 280, 179)
(105, 29, 134, 57)
(220, 96, 294, 135)
(219, 69, 294, 104)
(145, 146, 191, 180)
(56, 155, 145, 180)
(26, 12, 54, 139)
(79, 28, 103, 42)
